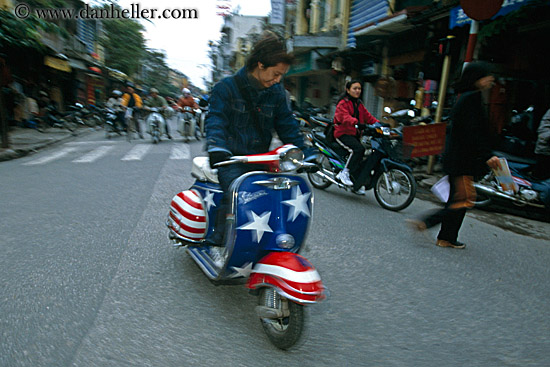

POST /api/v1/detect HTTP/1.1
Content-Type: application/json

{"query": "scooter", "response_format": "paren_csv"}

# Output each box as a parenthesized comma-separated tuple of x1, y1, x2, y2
(145, 107, 164, 144)
(166, 145, 326, 350)
(178, 106, 200, 142)
(103, 107, 122, 139)
(306, 123, 417, 211)
(474, 151, 550, 212)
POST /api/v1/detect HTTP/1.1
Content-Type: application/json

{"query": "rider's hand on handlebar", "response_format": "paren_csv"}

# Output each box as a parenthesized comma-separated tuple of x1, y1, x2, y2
(209, 151, 232, 169)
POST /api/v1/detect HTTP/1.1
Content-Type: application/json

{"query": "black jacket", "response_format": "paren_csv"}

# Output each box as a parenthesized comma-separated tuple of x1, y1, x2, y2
(443, 90, 493, 177)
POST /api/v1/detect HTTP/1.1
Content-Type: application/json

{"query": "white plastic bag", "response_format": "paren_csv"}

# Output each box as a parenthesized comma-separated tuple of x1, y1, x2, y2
(431, 175, 450, 203)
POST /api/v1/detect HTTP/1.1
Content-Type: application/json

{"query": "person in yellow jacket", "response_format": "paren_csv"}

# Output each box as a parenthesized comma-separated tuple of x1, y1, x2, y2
(121, 83, 143, 139)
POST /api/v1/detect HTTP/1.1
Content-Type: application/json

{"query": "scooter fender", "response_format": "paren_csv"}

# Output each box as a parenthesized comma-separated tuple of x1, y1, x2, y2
(380, 158, 412, 173)
(246, 252, 326, 304)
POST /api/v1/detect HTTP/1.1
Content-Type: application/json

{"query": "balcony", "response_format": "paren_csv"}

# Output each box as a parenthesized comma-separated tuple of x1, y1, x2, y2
(288, 33, 340, 53)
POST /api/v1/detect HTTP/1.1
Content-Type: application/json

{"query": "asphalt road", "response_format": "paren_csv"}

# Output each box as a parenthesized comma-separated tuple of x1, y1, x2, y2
(1, 126, 549, 367)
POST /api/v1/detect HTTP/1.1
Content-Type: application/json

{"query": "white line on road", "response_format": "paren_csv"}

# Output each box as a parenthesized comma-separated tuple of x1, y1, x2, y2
(121, 144, 152, 161)
(169, 145, 190, 160)
(23, 147, 78, 166)
(72, 145, 115, 163)
(65, 140, 118, 145)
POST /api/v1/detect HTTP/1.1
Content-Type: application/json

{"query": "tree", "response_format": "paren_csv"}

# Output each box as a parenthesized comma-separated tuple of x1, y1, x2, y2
(100, 4, 145, 77)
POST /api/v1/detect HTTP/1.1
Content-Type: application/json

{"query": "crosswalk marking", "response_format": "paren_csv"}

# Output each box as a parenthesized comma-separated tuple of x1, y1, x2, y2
(72, 145, 115, 163)
(121, 144, 152, 161)
(23, 147, 78, 166)
(169, 145, 190, 160)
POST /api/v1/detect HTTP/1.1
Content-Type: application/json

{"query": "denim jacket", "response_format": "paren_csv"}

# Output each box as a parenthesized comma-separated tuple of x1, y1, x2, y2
(206, 67, 306, 156)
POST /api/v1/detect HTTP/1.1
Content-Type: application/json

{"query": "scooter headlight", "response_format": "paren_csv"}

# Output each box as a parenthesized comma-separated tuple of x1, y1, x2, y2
(276, 234, 295, 249)
(278, 147, 304, 172)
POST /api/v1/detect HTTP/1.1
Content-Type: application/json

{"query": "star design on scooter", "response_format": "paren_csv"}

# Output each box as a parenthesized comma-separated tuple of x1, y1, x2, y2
(282, 186, 311, 221)
(237, 211, 273, 243)
(203, 191, 216, 211)
(230, 262, 254, 278)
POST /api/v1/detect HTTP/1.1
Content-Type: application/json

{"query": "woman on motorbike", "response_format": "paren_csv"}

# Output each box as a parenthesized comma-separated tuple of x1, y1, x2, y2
(333, 80, 379, 191)
(408, 61, 500, 249)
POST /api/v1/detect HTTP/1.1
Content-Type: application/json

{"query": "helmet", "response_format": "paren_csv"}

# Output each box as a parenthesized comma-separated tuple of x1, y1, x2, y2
(150, 88, 159, 94)
(112, 90, 122, 97)
(182, 88, 191, 95)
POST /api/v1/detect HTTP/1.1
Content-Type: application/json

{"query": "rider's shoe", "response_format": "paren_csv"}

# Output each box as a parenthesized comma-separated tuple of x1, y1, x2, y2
(351, 187, 366, 195)
(209, 247, 226, 268)
(336, 169, 353, 186)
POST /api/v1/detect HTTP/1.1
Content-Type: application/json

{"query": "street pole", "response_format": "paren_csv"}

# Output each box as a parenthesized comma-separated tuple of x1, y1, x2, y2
(428, 36, 455, 174)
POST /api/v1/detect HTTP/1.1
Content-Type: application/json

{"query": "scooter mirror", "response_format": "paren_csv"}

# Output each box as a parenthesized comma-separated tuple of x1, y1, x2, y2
(384, 107, 391, 114)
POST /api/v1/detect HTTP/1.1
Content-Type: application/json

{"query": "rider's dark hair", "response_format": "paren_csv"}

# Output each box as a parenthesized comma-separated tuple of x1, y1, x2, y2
(338, 79, 363, 102)
(245, 33, 295, 72)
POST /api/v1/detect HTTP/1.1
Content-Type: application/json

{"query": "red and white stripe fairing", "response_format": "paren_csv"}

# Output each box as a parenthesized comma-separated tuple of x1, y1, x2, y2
(168, 190, 207, 241)
(246, 252, 325, 304)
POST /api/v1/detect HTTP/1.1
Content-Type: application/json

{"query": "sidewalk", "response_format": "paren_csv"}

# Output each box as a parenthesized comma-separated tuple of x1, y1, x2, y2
(0, 126, 94, 162)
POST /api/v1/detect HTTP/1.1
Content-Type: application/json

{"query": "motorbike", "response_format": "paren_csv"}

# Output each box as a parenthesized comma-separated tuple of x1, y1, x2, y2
(306, 123, 417, 211)
(145, 107, 165, 144)
(166, 145, 326, 350)
(474, 151, 550, 212)
(178, 106, 200, 142)
(103, 107, 122, 139)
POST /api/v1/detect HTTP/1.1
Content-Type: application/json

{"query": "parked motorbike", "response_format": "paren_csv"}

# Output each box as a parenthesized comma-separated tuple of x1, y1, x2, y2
(306, 123, 417, 211)
(178, 106, 200, 142)
(474, 151, 550, 212)
(166, 144, 326, 349)
(145, 107, 165, 144)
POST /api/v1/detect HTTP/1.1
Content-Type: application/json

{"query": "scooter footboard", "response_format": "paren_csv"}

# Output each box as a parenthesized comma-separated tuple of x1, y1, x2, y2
(246, 252, 326, 304)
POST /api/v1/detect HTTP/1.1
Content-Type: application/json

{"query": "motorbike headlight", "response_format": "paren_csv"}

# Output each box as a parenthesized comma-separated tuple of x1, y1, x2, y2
(276, 234, 295, 249)
(279, 146, 304, 172)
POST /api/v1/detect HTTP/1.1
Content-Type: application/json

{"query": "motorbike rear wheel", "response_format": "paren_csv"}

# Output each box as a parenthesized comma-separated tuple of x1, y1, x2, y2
(373, 168, 416, 211)
(307, 155, 333, 189)
(257, 287, 304, 350)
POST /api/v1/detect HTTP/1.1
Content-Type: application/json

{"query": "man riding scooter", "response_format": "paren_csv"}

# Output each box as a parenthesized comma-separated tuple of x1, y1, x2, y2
(144, 88, 172, 139)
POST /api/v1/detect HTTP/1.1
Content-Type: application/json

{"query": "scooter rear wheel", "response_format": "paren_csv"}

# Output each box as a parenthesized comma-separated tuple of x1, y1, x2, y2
(257, 287, 305, 350)
(374, 168, 416, 211)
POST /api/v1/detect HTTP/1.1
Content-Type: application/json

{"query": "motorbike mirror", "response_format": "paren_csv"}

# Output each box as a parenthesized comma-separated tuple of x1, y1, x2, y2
(410, 99, 416, 106)
(384, 106, 392, 114)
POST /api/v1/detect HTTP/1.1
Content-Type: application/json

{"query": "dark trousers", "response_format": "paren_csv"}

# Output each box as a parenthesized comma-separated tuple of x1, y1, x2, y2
(336, 134, 365, 176)
(421, 176, 473, 243)
(353, 150, 383, 191)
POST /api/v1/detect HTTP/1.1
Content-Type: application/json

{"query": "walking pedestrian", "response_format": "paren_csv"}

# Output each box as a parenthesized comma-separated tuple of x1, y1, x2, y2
(407, 61, 500, 249)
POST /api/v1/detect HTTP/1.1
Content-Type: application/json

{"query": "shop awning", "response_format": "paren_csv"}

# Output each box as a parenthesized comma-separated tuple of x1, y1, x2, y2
(68, 58, 87, 71)
(44, 56, 71, 73)
(355, 12, 411, 37)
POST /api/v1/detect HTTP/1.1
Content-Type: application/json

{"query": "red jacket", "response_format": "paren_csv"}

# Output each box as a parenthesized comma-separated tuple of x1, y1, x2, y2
(333, 97, 378, 139)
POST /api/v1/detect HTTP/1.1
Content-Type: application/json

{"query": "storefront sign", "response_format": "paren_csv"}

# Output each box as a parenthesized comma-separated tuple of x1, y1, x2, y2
(270, 0, 285, 25)
(44, 56, 71, 73)
(450, 0, 534, 29)
(402, 123, 446, 158)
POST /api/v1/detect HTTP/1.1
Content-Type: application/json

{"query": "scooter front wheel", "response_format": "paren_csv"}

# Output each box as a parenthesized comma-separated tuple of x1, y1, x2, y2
(374, 168, 416, 211)
(307, 155, 333, 189)
(257, 287, 305, 350)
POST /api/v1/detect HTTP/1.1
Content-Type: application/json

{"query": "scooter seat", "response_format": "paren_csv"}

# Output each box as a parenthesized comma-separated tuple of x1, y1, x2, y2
(192, 157, 219, 184)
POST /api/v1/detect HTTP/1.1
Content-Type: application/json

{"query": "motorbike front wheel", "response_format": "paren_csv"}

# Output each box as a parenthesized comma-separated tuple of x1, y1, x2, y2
(374, 168, 416, 211)
(307, 155, 333, 189)
(257, 287, 304, 350)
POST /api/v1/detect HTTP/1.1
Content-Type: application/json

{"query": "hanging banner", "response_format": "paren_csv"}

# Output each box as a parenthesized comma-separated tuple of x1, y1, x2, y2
(449, 0, 535, 29)
(270, 0, 285, 25)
